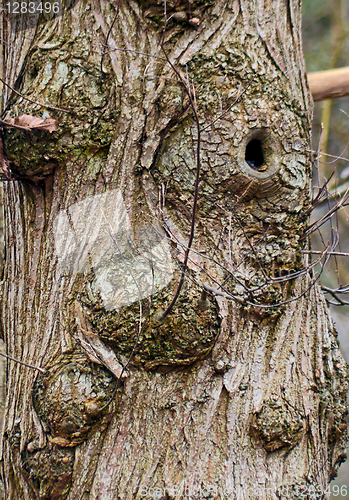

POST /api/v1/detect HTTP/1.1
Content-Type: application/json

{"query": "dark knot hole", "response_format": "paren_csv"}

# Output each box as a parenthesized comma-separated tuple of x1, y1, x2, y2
(245, 139, 265, 170)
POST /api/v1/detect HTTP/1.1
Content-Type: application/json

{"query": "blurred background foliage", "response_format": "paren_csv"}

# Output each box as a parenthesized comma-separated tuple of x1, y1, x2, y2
(303, 0, 349, 496)
(304, 0, 349, 176)
(303, 0, 349, 354)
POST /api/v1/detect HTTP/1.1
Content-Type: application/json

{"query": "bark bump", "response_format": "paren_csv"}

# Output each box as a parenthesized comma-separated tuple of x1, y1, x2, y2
(33, 354, 117, 447)
(21, 444, 74, 500)
(249, 399, 306, 452)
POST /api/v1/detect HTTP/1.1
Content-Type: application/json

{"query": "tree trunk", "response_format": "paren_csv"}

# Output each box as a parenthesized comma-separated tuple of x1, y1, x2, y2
(1, 1, 348, 499)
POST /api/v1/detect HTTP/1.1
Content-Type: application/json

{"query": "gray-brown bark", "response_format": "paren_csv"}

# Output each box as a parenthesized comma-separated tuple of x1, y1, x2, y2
(0, 1, 348, 499)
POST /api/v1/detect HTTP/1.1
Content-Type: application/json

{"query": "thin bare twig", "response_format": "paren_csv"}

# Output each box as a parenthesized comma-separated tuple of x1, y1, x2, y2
(100, 0, 120, 73)
(0, 351, 46, 373)
(201, 79, 253, 133)
(323, 289, 349, 306)
(305, 188, 349, 237)
(158, 7, 202, 320)
(0, 77, 70, 114)
(101, 45, 166, 61)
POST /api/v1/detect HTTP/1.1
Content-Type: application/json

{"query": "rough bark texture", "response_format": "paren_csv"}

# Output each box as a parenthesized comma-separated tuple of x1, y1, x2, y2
(1, 1, 348, 499)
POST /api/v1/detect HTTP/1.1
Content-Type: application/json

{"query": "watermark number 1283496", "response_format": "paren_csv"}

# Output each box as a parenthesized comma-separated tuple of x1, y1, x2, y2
(3, 0, 79, 29)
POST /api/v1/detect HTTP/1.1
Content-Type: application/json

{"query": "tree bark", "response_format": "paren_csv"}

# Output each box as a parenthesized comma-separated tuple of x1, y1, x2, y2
(1, 1, 348, 499)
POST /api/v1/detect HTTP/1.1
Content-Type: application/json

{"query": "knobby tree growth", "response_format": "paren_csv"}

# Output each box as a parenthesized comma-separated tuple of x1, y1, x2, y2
(0, 1, 348, 499)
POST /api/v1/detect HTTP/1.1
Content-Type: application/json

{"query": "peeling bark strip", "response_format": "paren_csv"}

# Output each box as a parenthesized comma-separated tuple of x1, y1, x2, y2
(0, 1, 348, 499)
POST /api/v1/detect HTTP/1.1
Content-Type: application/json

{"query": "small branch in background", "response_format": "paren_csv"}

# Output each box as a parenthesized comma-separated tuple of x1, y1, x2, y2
(302, 250, 349, 257)
(308, 66, 349, 101)
(322, 286, 349, 306)
(305, 188, 349, 237)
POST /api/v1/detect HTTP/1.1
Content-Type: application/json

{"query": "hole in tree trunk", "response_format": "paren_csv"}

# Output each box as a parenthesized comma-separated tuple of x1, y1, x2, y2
(245, 139, 265, 170)
(238, 128, 281, 182)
